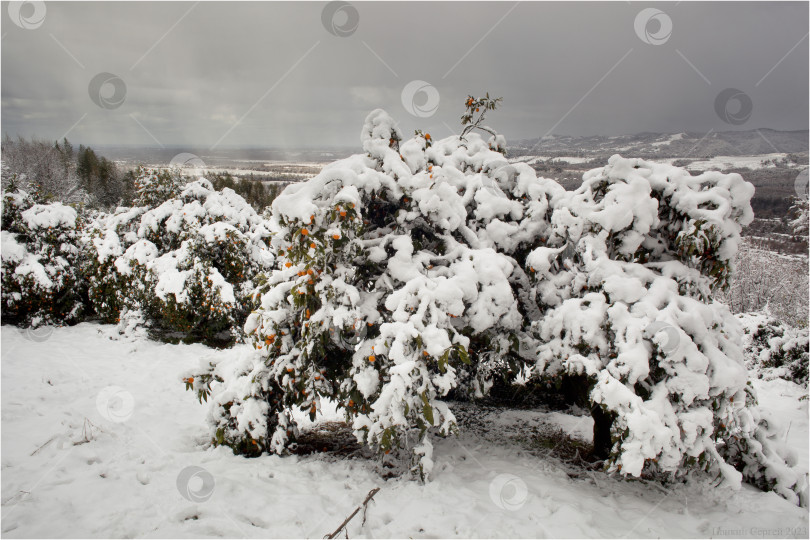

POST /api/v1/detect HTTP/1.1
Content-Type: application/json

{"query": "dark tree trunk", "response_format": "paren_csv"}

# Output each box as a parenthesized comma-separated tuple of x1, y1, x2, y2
(561, 374, 590, 407)
(591, 404, 615, 460)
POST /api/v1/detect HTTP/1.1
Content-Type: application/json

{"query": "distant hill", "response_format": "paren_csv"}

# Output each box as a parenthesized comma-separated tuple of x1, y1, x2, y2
(510, 129, 808, 159)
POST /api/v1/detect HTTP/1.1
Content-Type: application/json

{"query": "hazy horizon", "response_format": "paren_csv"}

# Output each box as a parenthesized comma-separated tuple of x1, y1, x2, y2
(6, 127, 809, 153)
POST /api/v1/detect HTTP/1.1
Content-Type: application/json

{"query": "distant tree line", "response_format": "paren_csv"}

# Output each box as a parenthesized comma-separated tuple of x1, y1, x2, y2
(2, 135, 135, 208)
(2, 136, 284, 213)
(209, 172, 284, 211)
(74, 141, 136, 207)
(750, 195, 793, 218)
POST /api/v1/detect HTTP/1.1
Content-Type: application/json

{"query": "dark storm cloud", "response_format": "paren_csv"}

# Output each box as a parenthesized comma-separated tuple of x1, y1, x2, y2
(2, 1, 808, 148)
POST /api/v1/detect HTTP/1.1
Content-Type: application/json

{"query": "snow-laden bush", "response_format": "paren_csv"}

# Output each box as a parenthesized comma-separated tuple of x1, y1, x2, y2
(739, 311, 809, 386)
(132, 166, 184, 208)
(189, 103, 542, 472)
(81, 207, 147, 323)
(189, 104, 806, 505)
(82, 169, 272, 345)
(528, 156, 807, 504)
(1, 189, 85, 325)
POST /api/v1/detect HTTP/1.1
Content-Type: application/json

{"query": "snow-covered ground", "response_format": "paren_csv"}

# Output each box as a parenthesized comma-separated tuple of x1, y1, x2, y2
(2, 324, 808, 538)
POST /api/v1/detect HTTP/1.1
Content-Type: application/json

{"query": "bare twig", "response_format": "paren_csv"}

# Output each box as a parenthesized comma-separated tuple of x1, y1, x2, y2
(30, 435, 57, 456)
(459, 94, 503, 141)
(324, 487, 381, 539)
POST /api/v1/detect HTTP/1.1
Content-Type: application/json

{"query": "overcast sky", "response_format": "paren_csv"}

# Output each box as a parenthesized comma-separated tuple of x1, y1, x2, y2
(2, 1, 808, 149)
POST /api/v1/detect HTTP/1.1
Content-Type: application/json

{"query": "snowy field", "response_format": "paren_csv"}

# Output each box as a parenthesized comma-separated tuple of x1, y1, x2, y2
(1, 324, 808, 538)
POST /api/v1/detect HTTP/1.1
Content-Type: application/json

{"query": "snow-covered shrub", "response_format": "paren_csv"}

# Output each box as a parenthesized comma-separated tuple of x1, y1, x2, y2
(189, 103, 543, 475)
(527, 156, 807, 504)
(81, 170, 271, 345)
(81, 207, 146, 323)
(1, 189, 85, 325)
(189, 102, 806, 505)
(739, 311, 809, 385)
(139, 236, 241, 344)
(132, 166, 183, 208)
